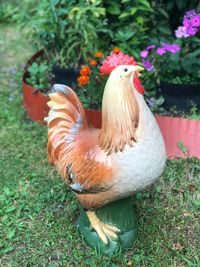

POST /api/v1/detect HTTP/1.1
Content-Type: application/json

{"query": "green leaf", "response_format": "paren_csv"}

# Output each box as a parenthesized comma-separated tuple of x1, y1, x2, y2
(138, 0, 151, 9)
(155, 185, 161, 193)
(130, 7, 137, 15)
(3, 247, 14, 254)
(119, 12, 131, 19)
(167, 1, 175, 10)
(7, 229, 15, 240)
(157, 25, 171, 35)
(156, 7, 169, 19)
(0, 194, 6, 202)
(156, 96, 164, 106)
(178, 141, 188, 155)
(5, 206, 16, 213)
(136, 16, 144, 24)
(106, 6, 121, 15)
(189, 49, 200, 57)
(50, 0, 59, 6)
(176, 0, 186, 10)
(3, 187, 10, 195)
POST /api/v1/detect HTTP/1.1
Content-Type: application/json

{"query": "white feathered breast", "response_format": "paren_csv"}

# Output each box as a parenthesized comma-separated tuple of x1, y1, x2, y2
(111, 92, 166, 197)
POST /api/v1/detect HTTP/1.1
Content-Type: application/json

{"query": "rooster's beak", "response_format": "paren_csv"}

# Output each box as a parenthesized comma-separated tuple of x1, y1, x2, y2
(134, 66, 144, 77)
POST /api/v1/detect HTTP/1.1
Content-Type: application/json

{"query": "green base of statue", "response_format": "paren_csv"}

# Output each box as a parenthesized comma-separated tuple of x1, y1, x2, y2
(76, 197, 138, 256)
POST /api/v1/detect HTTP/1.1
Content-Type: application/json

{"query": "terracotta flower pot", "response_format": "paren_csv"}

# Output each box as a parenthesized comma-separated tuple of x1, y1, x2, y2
(22, 80, 50, 124)
(22, 50, 48, 124)
(22, 50, 80, 124)
(22, 76, 101, 127)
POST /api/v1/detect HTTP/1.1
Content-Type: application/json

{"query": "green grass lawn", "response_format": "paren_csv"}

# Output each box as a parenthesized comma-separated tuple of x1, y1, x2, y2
(0, 24, 200, 267)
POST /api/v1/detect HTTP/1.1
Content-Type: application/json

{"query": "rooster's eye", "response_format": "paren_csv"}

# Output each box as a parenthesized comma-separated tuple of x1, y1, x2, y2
(124, 68, 128, 72)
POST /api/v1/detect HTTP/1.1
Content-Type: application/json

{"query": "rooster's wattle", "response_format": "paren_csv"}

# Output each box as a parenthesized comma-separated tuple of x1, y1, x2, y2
(46, 64, 166, 245)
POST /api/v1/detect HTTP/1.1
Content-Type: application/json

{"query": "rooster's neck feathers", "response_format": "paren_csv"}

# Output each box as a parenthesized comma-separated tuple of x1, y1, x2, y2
(98, 77, 139, 154)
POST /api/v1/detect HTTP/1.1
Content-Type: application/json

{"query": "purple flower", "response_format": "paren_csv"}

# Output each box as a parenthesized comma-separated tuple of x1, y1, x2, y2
(162, 43, 180, 54)
(175, 26, 190, 38)
(156, 47, 166, 56)
(140, 50, 149, 58)
(146, 97, 156, 108)
(169, 44, 181, 54)
(185, 10, 196, 18)
(142, 59, 154, 72)
(191, 14, 200, 27)
(183, 17, 191, 28)
(146, 45, 156, 50)
(186, 26, 198, 36)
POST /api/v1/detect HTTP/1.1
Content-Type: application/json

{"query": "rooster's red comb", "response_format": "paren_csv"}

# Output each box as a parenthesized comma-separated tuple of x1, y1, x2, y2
(100, 52, 137, 74)
(100, 51, 145, 95)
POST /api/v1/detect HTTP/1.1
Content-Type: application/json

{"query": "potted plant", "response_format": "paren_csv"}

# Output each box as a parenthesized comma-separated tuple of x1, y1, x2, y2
(140, 9, 200, 112)
(21, 0, 112, 123)
(22, 49, 108, 125)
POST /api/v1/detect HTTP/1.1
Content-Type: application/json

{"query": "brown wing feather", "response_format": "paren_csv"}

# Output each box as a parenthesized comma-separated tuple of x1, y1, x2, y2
(58, 129, 114, 191)
(46, 85, 115, 199)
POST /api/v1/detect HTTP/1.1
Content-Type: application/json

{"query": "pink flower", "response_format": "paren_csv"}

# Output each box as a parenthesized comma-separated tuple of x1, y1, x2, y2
(140, 50, 149, 58)
(162, 43, 180, 54)
(191, 14, 200, 27)
(175, 26, 190, 38)
(100, 51, 137, 74)
(183, 17, 191, 28)
(186, 26, 198, 36)
(156, 47, 166, 56)
(146, 45, 156, 50)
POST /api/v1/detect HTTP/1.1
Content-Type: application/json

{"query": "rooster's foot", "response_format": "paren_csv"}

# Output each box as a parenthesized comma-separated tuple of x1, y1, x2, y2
(86, 211, 121, 244)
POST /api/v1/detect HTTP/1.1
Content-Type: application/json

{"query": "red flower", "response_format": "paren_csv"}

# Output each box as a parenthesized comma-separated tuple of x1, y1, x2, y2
(100, 52, 137, 74)
(89, 59, 98, 66)
(95, 51, 104, 58)
(77, 75, 89, 85)
(80, 66, 91, 75)
(112, 47, 121, 54)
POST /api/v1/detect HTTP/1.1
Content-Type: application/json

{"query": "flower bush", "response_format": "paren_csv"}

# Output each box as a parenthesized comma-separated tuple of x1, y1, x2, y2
(175, 10, 200, 38)
(140, 9, 200, 88)
(141, 42, 181, 72)
(20, 1, 200, 113)
(76, 51, 107, 110)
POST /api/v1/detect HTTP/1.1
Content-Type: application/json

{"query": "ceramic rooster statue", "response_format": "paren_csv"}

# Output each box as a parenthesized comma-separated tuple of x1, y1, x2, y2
(46, 52, 166, 255)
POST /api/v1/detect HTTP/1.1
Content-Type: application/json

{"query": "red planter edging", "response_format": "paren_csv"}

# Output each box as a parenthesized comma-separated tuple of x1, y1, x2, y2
(22, 81, 49, 124)
(155, 115, 200, 159)
(22, 52, 200, 159)
(85, 111, 200, 159)
(22, 50, 49, 124)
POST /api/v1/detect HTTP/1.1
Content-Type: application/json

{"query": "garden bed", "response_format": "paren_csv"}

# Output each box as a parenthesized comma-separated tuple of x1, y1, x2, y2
(1, 11, 200, 267)
(22, 50, 200, 159)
